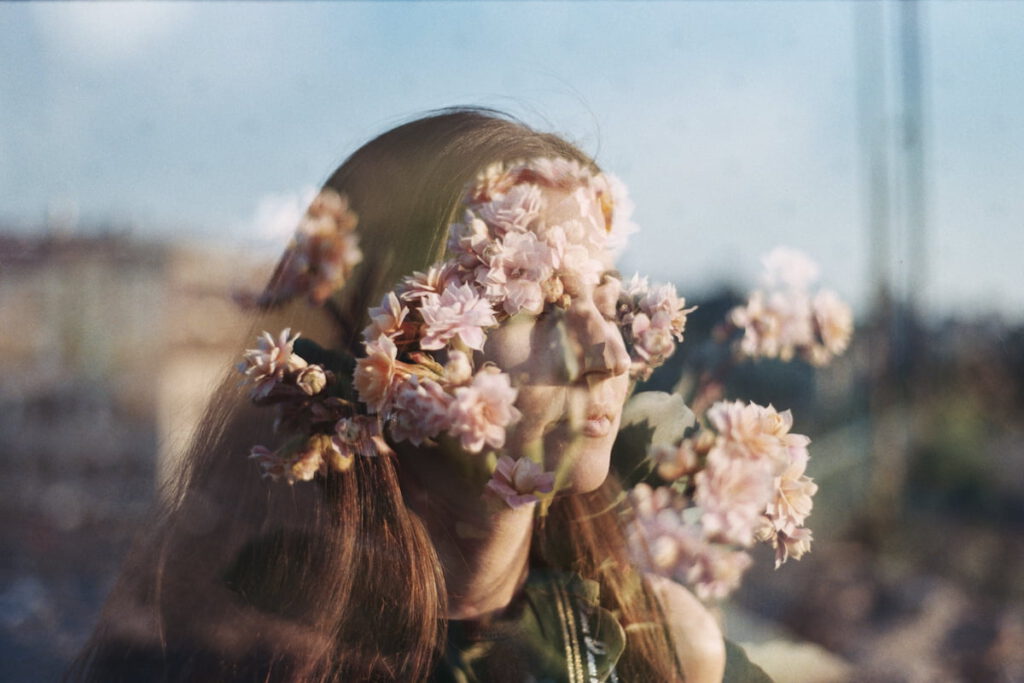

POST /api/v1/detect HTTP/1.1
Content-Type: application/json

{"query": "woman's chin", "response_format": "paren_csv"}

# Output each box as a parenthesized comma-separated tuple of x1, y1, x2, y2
(553, 445, 612, 494)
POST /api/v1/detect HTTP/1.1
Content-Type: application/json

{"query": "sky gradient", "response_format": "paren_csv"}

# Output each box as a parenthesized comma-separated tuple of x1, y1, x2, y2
(2, 1, 1022, 320)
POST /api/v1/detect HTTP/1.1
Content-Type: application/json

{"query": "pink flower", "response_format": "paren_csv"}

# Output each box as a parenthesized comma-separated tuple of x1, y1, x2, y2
(545, 225, 604, 289)
(519, 157, 594, 190)
(261, 189, 362, 306)
(766, 450, 818, 536)
(639, 283, 693, 341)
(772, 527, 813, 568)
(602, 172, 639, 251)
(448, 367, 522, 453)
(387, 376, 453, 446)
(363, 292, 409, 343)
(465, 161, 519, 204)
(335, 415, 394, 459)
(811, 289, 853, 362)
(476, 182, 543, 234)
(398, 261, 463, 303)
(616, 275, 694, 380)
(479, 230, 556, 316)
(761, 247, 820, 290)
(485, 455, 555, 508)
(238, 328, 308, 400)
(354, 336, 400, 413)
(730, 289, 813, 362)
(694, 450, 775, 546)
(686, 545, 754, 602)
(706, 400, 793, 467)
(728, 248, 852, 366)
(651, 441, 701, 481)
(447, 211, 495, 269)
(419, 282, 498, 351)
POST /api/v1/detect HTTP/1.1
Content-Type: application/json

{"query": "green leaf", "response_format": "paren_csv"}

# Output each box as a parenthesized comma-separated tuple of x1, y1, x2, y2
(612, 391, 695, 487)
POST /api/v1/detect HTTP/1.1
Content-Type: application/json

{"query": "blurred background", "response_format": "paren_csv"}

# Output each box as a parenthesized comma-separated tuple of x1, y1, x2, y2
(1, 1, 1021, 680)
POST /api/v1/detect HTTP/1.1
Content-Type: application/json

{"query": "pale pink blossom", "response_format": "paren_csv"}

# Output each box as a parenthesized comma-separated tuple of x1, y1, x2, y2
(447, 211, 495, 269)
(262, 189, 362, 306)
(766, 450, 818, 536)
(616, 275, 694, 380)
(398, 261, 463, 303)
(238, 329, 308, 400)
(729, 249, 852, 366)
(480, 230, 556, 316)
(354, 336, 400, 414)
(602, 173, 639, 252)
(465, 161, 519, 204)
(639, 283, 693, 341)
(363, 291, 409, 343)
(761, 246, 820, 290)
(627, 484, 755, 600)
(476, 182, 543, 234)
(626, 483, 690, 572)
(631, 312, 676, 363)
(812, 289, 853, 361)
(694, 451, 775, 546)
(651, 441, 701, 481)
(731, 289, 814, 362)
(706, 400, 792, 466)
(544, 225, 604, 289)
(419, 282, 498, 351)
(251, 436, 332, 485)
(771, 527, 813, 568)
(539, 186, 606, 248)
(334, 415, 394, 459)
(448, 367, 521, 453)
(686, 545, 754, 602)
(387, 376, 453, 446)
(519, 157, 594, 190)
(485, 455, 556, 508)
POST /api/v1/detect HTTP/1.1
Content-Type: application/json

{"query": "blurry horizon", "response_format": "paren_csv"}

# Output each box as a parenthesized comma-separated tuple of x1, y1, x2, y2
(3, 1, 1023, 322)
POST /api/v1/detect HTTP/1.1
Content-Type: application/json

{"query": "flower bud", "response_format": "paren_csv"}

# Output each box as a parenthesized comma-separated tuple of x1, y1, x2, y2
(290, 434, 329, 482)
(296, 364, 328, 395)
(541, 276, 564, 304)
(444, 350, 473, 386)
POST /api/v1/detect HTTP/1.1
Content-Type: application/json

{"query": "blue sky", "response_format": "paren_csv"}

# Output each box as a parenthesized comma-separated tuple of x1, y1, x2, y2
(2, 2, 1022, 320)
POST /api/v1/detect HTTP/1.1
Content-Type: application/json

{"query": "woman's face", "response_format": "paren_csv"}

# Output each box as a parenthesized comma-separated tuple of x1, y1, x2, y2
(482, 252, 631, 494)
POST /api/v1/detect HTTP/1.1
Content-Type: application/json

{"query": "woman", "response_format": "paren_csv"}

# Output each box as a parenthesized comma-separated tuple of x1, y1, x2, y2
(70, 108, 763, 682)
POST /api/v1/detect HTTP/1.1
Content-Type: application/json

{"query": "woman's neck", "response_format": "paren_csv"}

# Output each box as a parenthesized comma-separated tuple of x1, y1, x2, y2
(398, 451, 536, 621)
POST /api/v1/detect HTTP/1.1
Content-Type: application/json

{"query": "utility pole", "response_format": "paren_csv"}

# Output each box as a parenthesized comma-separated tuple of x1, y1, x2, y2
(856, 0, 929, 534)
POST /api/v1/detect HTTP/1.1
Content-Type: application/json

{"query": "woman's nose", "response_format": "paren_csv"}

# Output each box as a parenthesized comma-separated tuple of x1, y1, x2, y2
(576, 308, 630, 379)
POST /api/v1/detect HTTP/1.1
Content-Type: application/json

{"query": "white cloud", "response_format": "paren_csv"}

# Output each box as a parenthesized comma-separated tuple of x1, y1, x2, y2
(242, 186, 318, 245)
(32, 1, 193, 67)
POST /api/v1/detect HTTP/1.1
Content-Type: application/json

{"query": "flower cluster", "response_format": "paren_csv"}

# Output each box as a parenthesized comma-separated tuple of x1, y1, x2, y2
(237, 329, 395, 484)
(628, 400, 818, 600)
(348, 158, 645, 505)
(615, 275, 695, 381)
(237, 328, 323, 401)
(239, 158, 649, 507)
(258, 188, 362, 307)
(727, 247, 853, 366)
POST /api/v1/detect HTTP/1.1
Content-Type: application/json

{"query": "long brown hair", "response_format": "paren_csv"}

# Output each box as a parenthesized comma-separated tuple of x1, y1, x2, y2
(69, 108, 683, 681)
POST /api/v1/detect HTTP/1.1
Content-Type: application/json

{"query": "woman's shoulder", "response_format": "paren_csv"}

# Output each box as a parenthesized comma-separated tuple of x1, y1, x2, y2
(647, 574, 726, 683)
(647, 574, 775, 683)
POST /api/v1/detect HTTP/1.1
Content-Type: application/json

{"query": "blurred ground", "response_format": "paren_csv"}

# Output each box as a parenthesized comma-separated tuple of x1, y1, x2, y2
(2, 234, 1023, 681)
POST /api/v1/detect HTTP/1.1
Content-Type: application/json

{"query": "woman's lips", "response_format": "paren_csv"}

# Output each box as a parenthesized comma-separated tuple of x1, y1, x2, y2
(583, 410, 613, 438)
